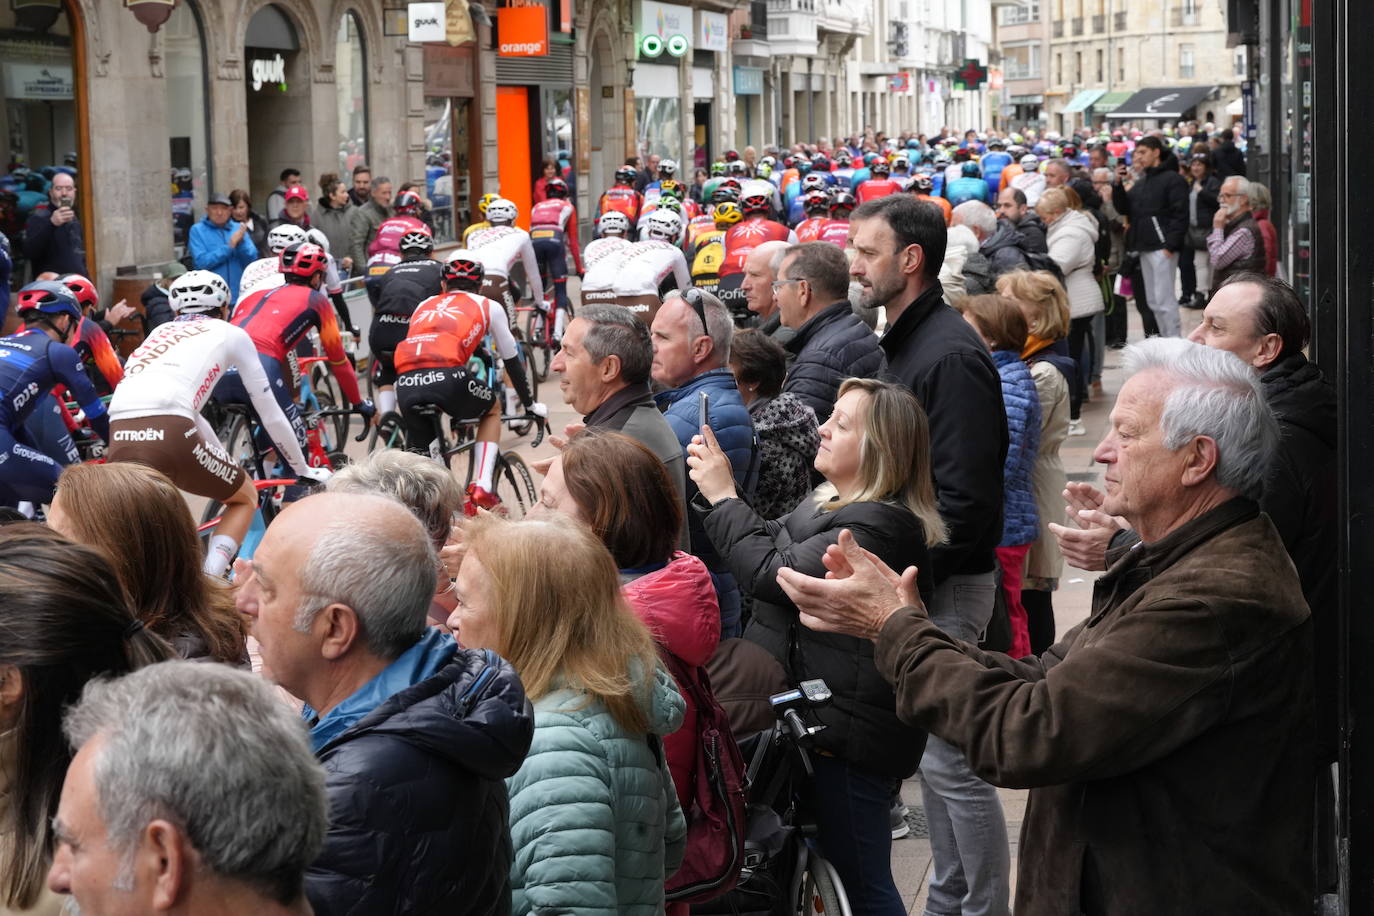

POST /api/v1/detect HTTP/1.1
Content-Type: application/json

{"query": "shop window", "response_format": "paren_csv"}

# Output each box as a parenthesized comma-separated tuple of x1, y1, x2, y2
(165, 2, 211, 258)
(636, 98, 680, 161)
(424, 97, 472, 243)
(336, 12, 368, 174)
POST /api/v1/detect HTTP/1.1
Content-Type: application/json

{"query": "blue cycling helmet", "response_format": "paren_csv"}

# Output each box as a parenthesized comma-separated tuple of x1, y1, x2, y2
(16, 280, 82, 322)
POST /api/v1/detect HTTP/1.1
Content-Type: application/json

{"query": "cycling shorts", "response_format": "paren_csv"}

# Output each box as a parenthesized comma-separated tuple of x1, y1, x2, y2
(532, 237, 569, 282)
(106, 414, 247, 503)
(479, 276, 518, 326)
(396, 366, 494, 449)
(368, 313, 411, 387)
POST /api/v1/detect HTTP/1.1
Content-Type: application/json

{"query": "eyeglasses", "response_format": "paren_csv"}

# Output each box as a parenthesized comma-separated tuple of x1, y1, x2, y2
(771, 277, 805, 293)
(682, 287, 710, 336)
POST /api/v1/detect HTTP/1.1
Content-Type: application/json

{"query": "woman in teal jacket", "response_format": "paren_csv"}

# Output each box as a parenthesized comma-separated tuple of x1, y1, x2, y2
(449, 515, 687, 915)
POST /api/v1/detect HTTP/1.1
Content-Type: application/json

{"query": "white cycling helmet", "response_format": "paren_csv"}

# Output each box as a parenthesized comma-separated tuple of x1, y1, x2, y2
(305, 227, 331, 254)
(485, 198, 518, 225)
(645, 208, 683, 242)
(658, 158, 679, 177)
(168, 270, 230, 314)
(267, 224, 308, 254)
(597, 211, 631, 237)
(1019, 153, 1040, 168)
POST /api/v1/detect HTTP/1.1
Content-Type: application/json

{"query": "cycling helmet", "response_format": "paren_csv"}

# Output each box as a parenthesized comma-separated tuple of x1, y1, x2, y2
(476, 192, 500, 215)
(912, 175, 934, 194)
(720, 177, 743, 194)
(597, 211, 631, 236)
(741, 193, 771, 216)
(760, 155, 777, 168)
(833, 149, 852, 165)
(961, 161, 981, 178)
(658, 179, 686, 201)
(802, 173, 829, 193)
(803, 190, 830, 215)
(757, 162, 773, 180)
(393, 190, 423, 215)
(58, 274, 98, 312)
(1061, 145, 1080, 159)
(726, 160, 748, 176)
(485, 198, 518, 225)
(305, 228, 332, 254)
(892, 155, 910, 171)
(267, 224, 308, 254)
(1020, 153, 1039, 168)
(442, 250, 485, 287)
(399, 225, 435, 253)
(615, 165, 639, 185)
(645, 207, 683, 242)
(279, 241, 329, 279)
(652, 197, 683, 217)
(545, 177, 569, 198)
(810, 153, 830, 171)
(782, 155, 798, 170)
(987, 138, 1006, 150)
(862, 152, 879, 167)
(795, 157, 813, 175)
(658, 158, 679, 177)
(723, 149, 741, 162)
(711, 184, 741, 204)
(871, 160, 891, 177)
(168, 270, 230, 314)
(933, 153, 952, 167)
(16, 280, 82, 323)
(709, 161, 726, 177)
(829, 192, 856, 216)
(713, 201, 742, 225)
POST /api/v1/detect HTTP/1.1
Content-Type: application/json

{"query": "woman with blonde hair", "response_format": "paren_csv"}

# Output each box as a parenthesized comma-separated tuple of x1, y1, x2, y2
(687, 376, 944, 916)
(448, 515, 686, 915)
(1037, 185, 1103, 437)
(47, 462, 245, 664)
(996, 270, 1073, 654)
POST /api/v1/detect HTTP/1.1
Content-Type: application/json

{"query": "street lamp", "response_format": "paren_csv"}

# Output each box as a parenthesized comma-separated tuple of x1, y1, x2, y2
(125, 0, 179, 33)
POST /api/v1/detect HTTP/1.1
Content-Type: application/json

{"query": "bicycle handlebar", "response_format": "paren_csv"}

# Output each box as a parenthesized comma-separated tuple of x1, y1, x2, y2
(315, 406, 373, 442)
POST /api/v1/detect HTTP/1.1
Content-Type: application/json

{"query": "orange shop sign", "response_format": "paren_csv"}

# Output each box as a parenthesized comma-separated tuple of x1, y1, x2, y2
(497, 5, 549, 56)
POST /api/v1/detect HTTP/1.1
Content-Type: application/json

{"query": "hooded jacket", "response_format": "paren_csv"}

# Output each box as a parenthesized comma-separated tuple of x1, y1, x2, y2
(507, 665, 687, 916)
(1014, 210, 1049, 253)
(307, 633, 534, 916)
(781, 300, 886, 422)
(1046, 208, 1105, 318)
(980, 219, 1031, 279)
(992, 349, 1041, 547)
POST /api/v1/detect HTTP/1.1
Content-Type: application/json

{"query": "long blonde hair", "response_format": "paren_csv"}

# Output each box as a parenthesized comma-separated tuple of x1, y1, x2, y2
(463, 515, 661, 733)
(817, 378, 946, 547)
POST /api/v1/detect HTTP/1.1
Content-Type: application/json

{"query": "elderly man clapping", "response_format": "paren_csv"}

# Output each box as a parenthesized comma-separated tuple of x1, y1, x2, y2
(774, 337, 1315, 915)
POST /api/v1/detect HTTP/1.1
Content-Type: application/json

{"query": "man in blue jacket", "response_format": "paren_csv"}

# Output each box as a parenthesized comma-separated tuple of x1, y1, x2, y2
(651, 288, 756, 637)
(189, 192, 258, 302)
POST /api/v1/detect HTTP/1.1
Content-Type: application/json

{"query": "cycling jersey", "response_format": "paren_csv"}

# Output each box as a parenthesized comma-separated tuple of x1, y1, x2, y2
(237, 257, 283, 300)
(467, 226, 545, 304)
(794, 216, 831, 244)
(230, 283, 362, 403)
(110, 316, 310, 478)
(855, 178, 902, 204)
(461, 220, 491, 245)
(830, 167, 856, 190)
(916, 194, 954, 226)
(597, 186, 642, 228)
(530, 199, 584, 273)
(374, 258, 444, 319)
(396, 291, 519, 373)
(720, 218, 795, 277)
(611, 241, 691, 322)
(367, 215, 429, 271)
(71, 317, 124, 394)
(685, 214, 717, 249)
(581, 240, 633, 303)
(818, 219, 851, 247)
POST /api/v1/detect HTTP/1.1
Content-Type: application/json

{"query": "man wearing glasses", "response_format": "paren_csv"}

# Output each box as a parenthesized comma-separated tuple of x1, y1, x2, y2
(1206, 176, 1267, 296)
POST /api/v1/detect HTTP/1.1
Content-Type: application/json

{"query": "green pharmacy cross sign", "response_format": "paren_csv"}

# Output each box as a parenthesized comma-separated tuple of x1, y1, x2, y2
(954, 59, 988, 90)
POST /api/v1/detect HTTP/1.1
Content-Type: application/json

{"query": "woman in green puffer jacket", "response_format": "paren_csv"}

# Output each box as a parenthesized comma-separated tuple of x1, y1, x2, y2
(449, 515, 687, 916)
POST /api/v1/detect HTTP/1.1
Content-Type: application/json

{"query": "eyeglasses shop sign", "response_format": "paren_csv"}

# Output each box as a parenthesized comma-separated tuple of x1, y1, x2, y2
(247, 53, 287, 92)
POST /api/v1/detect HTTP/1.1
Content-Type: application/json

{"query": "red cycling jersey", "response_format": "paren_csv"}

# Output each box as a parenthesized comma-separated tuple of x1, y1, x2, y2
(368, 215, 429, 265)
(395, 292, 492, 374)
(720, 217, 792, 276)
(230, 283, 362, 403)
(530, 198, 585, 273)
(597, 186, 642, 224)
(818, 219, 851, 247)
(855, 178, 902, 204)
(795, 217, 831, 244)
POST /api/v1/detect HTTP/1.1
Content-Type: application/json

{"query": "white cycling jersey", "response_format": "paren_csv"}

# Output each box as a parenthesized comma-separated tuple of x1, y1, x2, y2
(466, 225, 545, 304)
(615, 241, 691, 298)
(110, 317, 311, 475)
(580, 239, 634, 297)
(237, 257, 284, 301)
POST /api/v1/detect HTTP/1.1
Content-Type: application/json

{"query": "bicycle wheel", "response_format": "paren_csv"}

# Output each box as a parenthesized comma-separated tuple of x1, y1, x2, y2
(491, 452, 537, 518)
(220, 413, 256, 470)
(525, 306, 552, 383)
(310, 362, 349, 446)
(797, 851, 852, 916)
(367, 411, 406, 452)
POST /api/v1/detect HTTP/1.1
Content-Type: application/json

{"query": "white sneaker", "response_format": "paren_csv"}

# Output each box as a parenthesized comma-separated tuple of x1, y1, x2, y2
(1068, 419, 1087, 437)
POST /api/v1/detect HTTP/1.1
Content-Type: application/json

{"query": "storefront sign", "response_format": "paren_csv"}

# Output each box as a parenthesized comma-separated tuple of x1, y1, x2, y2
(638, 0, 691, 57)
(697, 10, 728, 52)
(248, 53, 287, 92)
(3, 63, 73, 100)
(408, 2, 446, 41)
(733, 66, 763, 96)
(445, 0, 476, 44)
(497, 4, 549, 56)
(423, 44, 475, 96)
(889, 72, 910, 92)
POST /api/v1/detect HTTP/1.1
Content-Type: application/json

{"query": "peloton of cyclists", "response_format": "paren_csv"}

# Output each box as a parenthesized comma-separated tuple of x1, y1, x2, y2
(597, 166, 643, 237)
(369, 224, 444, 420)
(467, 198, 545, 322)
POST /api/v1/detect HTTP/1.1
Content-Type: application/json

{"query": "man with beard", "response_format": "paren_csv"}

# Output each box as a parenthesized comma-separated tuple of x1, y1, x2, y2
(847, 194, 1012, 916)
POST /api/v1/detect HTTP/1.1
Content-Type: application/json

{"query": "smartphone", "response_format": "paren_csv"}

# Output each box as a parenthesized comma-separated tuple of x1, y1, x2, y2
(697, 390, 711, 430)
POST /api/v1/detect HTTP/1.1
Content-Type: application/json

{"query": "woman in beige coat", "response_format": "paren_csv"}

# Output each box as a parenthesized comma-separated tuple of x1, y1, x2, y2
(996, 270, 1072, 654)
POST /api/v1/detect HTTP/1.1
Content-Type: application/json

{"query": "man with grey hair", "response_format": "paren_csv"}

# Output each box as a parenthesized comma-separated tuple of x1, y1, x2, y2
(549, 304, 689, 540)
(775, 337, 1315, 914)
(1042, 158, 1074, 189)
(235, 491, 534, 916)
(742, 240, 796, 347)
(651, 288, 756, 637)
(48, 661, 327, 915)
(1206, 175, 1266, 295)
(774, 242, 885, 421)
(953, 199, 1030, 282)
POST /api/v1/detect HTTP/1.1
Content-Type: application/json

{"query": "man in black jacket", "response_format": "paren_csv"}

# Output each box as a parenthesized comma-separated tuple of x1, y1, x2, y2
(236, 491, 534, 916)
(24, 172, 85, 278)
(1111, 135, 1188, 336)
(848, 194, 1012, 916)
(775, 241, 885, 421)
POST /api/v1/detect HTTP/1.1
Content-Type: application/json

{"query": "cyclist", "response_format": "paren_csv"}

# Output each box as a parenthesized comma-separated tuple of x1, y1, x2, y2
(466, 198, 544, 323)
(944, 159, 989, 206)
(890, 153, 914, 190)
(462, 192, 502, 245)
(393, 253, 545, 514)
(0, 281, 109, 508)
(686, 199, 734, 297)
(1010, 152, 1046, 206)
(660, 177, 698, 220)
(819, 192, 856, 246)
(830, 149, 857, 190)
(586, 211, 632, 256)
(641, 157, 678, 206)
(740, 172, 784, 219)
(794, 190, 834, 243)
(581, 214, 636, 306)
(637, 194, 688, 248)
(305, 227, 358, 335)
(612, 209, 691, 321)
(717, 192, 795, 320)
(237, 224, 307, 302)
(369, 225, 444, 419)
(106, 270, 325, 576)
(224, 241, 370, 456)
(980, 137, 1013, 199)
(855, 158, 902, 204)
(912, 174, 953, 226)
(787, 172, 831, 226)
(55, 273, 125, 395)
(529, 177, 584, 341)
(366, 189, 429, 278)
(597, 166, 643, 237)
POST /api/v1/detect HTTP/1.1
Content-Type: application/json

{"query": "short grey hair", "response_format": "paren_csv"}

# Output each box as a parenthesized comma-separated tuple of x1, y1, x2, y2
(780, 242, 850, 302)
(951, 200, 997, 238)
(1223, 175, 1251, 197)
(579, 305, 653, 385)
(665, 288, 734, 363)
(1045, 158, 1073, 178)
(1091, 167, 1113, 182)
(63, 661, 327, 903)
(327, 449, 461, 551)
(1121, 337, 1278, 499)
(294, 494, 436, 660)
(1247, 180, 1272, 210)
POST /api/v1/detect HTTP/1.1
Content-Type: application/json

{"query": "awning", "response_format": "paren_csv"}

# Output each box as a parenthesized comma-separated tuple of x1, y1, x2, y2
(1105, 85, 1215, 120)
(1061, 89, 1105, 113)
(1226, 96, 1243, 115)
(1093, 90, 1133, 113)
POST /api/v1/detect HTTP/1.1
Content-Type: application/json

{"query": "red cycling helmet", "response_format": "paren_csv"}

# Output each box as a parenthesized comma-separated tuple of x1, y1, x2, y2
(829, 192, 857, 216)
(741, 193, 771, 216)
(803, 190, 830, 214)
(724, 149, 740, 162)
(615, 165, 638, 185)
(545, 177, 569, 199)
(59, 273, 98, 312)
(16, 281, 82, 322)
(442, 251, 485, 288)
(279, 241, 329, 279)
(393, 190, 423, 215)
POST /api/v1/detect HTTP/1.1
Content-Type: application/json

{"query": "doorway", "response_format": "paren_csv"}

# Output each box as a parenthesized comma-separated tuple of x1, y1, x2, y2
(694, 101, 712, 169)
(243, 4, 310, 208)
(496, 87, 533, 230)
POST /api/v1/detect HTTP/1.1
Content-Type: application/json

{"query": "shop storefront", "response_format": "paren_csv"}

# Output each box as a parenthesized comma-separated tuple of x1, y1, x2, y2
(633, 0, 692, 160)
(423, 44, 479, 244)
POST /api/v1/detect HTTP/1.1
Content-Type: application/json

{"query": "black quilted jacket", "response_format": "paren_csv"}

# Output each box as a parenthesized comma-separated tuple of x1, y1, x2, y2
(781, 300, 886, 422)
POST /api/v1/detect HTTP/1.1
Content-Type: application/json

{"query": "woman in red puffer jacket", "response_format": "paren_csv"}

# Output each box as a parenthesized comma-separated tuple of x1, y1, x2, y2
(533, 429, 721, 810)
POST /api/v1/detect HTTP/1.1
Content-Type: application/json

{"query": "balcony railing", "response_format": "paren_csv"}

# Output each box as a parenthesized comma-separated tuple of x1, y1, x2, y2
(1171, 7, 1199, 26)
(1004, 64, 1040, 80)
(1071, 16, 1083, 35)
(1114, 10, 1127, 29)
(1092, 13, 1105, 32)
(1052, 19, 1063, 37)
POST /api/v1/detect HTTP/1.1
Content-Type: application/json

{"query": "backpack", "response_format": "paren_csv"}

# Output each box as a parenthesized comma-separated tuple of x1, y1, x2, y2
(660, 650, 748, 903)
(1021, 246, 1065, 285)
